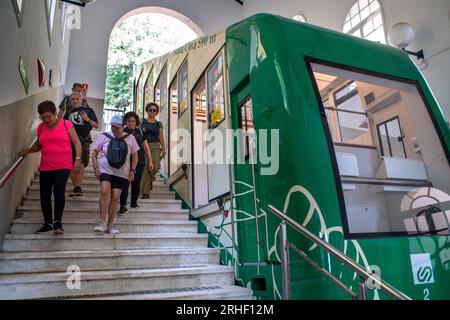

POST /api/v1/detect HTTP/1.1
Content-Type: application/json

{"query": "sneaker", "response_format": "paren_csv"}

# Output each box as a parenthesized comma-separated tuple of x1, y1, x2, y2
(70, 186, 83, 197)
(130, 203, 139, 208)
(141, 194, 150, 199)
(36, 223, 53, 234)
(117, 207, 128, 216)
(94, 220, 107, 233)
(107, 225, 120, 235)
(53, 221, 65, 235)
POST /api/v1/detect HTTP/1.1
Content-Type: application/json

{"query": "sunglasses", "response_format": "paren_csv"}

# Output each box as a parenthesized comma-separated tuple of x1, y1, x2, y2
(148, 109, 158, 113)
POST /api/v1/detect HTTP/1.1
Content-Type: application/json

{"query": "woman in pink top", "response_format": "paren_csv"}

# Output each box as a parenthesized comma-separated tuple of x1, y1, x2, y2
(19, 101, 82, 235)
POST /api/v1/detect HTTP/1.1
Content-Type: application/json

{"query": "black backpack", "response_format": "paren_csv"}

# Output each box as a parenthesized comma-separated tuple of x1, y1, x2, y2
(103, 133, 130, 169)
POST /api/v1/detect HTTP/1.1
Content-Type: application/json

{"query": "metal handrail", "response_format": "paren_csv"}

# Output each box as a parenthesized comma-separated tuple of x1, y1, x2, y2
(268, 205, 411, 300)
(0, 138, 38, 189)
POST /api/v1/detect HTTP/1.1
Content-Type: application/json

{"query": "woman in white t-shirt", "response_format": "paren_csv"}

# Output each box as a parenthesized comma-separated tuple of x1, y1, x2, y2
(91, 115, 139, 234)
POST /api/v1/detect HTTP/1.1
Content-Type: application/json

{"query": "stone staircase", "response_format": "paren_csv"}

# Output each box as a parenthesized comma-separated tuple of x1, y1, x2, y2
(0, 131, 252, 300)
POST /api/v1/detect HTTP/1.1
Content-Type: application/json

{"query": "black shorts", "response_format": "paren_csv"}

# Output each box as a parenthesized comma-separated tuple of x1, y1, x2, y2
(100, 174, 128, 190)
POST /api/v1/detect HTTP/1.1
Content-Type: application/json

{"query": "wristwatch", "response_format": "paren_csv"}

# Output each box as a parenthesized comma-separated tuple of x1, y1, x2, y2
(130, 168, 136, 173)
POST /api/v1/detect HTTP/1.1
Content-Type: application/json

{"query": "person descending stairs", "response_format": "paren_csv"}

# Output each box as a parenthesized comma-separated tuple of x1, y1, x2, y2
(0, 130, 253, 300)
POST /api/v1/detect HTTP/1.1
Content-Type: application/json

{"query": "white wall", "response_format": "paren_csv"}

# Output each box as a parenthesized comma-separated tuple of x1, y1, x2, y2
(65, 0, 244, 100)
(242, 0, 450, 120)
(0, 0, 72, 107)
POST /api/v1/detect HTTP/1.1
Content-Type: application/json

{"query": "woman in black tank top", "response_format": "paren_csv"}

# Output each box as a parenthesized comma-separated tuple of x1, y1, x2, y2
(140, 103, 166, 198)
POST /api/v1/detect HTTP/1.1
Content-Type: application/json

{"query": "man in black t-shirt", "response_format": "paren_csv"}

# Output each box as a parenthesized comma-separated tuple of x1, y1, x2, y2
(65, 92, 100, 197)
(58, 83, 90, 119)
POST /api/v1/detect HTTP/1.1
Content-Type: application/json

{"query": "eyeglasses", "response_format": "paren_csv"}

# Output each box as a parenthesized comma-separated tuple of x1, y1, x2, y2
(148, 109, 158, 113)
(39, 114, 54, 121)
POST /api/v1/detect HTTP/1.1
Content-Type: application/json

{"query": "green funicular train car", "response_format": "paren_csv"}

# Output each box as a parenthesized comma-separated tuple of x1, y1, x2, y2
(135, 14, 450, 300)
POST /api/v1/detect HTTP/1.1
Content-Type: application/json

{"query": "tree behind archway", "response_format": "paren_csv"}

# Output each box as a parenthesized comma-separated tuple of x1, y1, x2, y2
(105, 13, 197, 109)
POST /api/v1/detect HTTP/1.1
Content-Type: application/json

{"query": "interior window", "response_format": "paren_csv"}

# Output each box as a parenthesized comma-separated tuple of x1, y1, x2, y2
(178, 62, 188, 118)
(160, 65, 168, 108)
(377, 117, 407, 158)
(239, 96, 255, 161)
(193, 77, 207, 123)
(154, 77, 161, 105)
(143, 70, 153, 113)
(207, 53, 226, 129)
(310, 62, 450, 237)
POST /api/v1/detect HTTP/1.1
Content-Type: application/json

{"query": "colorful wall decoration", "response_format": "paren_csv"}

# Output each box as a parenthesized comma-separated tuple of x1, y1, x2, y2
(37, 59, 46, 87)
(12, 0, 24, 28)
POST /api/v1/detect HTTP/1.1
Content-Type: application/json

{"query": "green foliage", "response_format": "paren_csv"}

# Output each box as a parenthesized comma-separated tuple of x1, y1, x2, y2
(104, 13, 197, 109)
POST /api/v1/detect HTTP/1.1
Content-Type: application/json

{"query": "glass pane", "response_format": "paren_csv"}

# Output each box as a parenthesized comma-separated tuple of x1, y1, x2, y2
(178, 62, 188, 117)
(350, 3, 359, 18)
(338, 111, 373, 145)
(193, 78, 207, 123)
(358, 0, 369, 10)
(144, 73, 153, 110)
(325, 107, 342, 143)
(240, 98, 254, 160)
(365, 26, 386, 44)
(352, 29, 362, 38)
(378, 123, 390, 157)
(386, 118, 406, 158)
(343, 22, 352, 33)
(373, 12, 383, 28)
(310, 62, 450, 237)
(363, 19, 374, 37)
(370, 0, 380, 12)
(170, 80, 178, 115)
(160, 66, 168, 108)
(207, 54, 225, 129)
(154, 78, 161, 104)
(351, 15, 361, 28)
(360, 6, 371, 21)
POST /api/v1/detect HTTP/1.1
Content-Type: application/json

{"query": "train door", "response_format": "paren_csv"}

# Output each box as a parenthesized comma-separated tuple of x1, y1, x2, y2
(231, 82, 268, 266)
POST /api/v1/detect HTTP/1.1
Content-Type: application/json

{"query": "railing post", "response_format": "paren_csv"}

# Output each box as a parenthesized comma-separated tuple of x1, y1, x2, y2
(280, 222, 291, 300)
(358, 276, 369, 300)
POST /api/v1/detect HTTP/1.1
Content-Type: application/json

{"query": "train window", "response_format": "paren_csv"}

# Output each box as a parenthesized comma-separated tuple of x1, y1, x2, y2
(323, 81, 373, 147)
(178, 61, 188, 118)
(239, 96, 255, 160)
(160, 64, 168, 108)
(310, 62, 450, 238)
(154, 76, 161, 104)
(135, 70, 144, 116)
(207, 53, 226, 129)
(143, 70, 153, 111)
(193, 76, 207, 123)
(170, 78, 178, 115)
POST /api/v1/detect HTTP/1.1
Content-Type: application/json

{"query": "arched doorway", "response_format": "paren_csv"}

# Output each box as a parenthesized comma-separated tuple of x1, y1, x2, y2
(103, 7, 201, 130)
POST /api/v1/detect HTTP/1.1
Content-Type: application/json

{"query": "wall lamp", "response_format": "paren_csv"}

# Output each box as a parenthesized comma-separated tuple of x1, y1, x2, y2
(389, 22, 424, 60)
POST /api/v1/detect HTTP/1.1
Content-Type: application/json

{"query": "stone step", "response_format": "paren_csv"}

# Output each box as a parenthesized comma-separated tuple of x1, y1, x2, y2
(75, 285, 253, 300)
(17, 207, 189, 221)
(0, 248, 219, 274)
(2, 233, 208, 252)
(33, 173, 168, 187)
(0, 265, 234, 300)
(27, 188, 175, 199)
(10, 219, 198, 234)
(30, 179, 170, 192)
(22, 196, 181, 209)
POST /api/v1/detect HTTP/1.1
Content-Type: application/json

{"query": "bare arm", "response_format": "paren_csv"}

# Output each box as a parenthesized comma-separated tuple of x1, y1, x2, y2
(142, 140, 153, 171)
(129, 152, 138, 182)
(18, 141, 41, 158)
(92, 149, 100, 180)
(159, 128, 166, 159)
